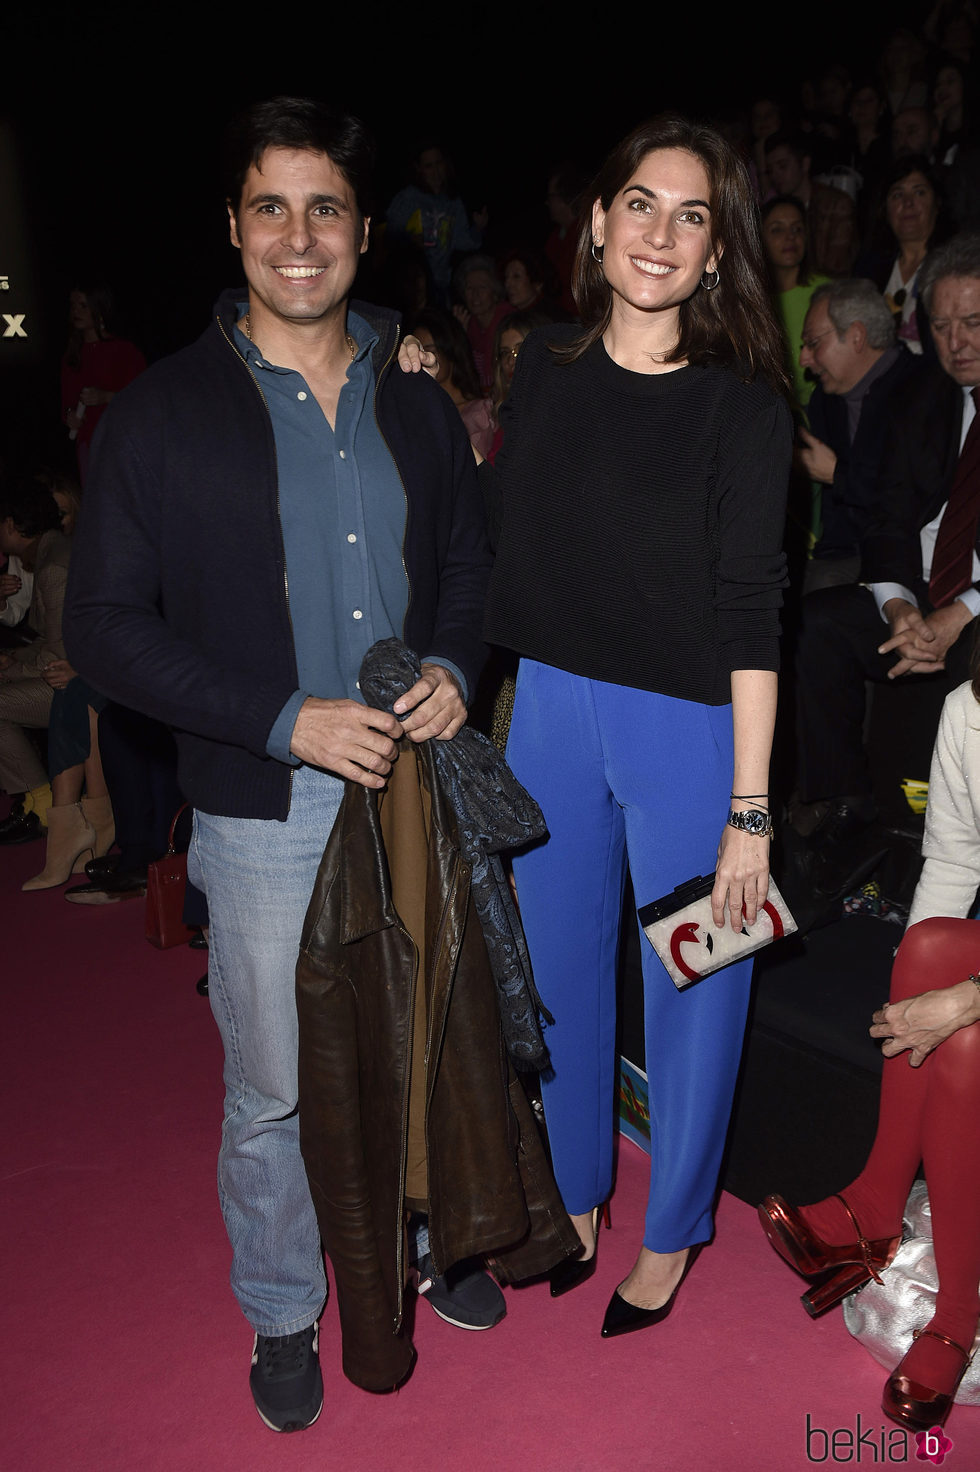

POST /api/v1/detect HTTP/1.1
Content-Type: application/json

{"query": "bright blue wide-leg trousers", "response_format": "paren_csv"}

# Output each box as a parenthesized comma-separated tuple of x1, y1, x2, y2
(506, 660, 753, 1251)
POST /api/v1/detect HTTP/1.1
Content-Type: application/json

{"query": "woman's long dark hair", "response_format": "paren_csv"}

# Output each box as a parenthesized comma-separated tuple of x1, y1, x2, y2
(554, 114, 791, 396)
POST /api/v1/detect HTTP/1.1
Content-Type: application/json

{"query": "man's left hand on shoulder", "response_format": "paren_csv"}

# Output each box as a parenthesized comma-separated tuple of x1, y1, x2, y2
(393, 662, 467, 742)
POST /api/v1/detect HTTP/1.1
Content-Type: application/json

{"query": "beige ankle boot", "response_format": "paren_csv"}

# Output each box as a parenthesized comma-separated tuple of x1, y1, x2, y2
(22, 803, 97, 891)
(79, 794, 115, 861)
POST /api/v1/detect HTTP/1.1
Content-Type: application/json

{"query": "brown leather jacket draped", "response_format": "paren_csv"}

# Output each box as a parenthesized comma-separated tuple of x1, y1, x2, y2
(296, 738, 577, 1392)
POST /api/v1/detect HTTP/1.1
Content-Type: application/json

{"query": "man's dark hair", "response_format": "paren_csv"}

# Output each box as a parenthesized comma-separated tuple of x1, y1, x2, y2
(0, 478, 63, 539)
(224, 97, 376, 222)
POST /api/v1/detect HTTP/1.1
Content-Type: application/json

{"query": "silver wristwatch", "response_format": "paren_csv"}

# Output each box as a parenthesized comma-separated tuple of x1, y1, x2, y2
(726, 808, 774, 838)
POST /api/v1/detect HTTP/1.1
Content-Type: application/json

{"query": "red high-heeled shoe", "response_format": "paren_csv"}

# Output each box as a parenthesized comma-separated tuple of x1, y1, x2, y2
(882, 1327, 974, 1431)
(757, 1193, 899, 1317)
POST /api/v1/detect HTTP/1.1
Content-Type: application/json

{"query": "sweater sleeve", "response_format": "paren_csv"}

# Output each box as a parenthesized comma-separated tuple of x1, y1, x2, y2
(713, 394, 792, 672)
(64, 408, 298, 759)
(908, 683, 980, 926)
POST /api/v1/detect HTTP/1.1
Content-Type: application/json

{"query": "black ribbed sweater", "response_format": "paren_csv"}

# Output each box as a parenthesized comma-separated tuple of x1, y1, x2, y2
(483, 326, 792, 705)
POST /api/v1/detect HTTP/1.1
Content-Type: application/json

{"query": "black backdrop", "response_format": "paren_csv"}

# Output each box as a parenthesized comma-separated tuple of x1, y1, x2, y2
(1, 3, 907, 464)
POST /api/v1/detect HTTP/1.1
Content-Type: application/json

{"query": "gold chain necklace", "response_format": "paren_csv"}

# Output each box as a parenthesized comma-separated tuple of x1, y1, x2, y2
(241, 312, 356, 361)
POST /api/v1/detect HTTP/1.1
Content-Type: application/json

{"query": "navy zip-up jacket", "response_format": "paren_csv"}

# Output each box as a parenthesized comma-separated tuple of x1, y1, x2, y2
(64, 292, 492, 819)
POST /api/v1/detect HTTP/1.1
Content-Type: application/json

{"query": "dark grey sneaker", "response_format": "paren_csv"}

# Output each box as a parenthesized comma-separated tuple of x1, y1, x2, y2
(415, 1251, 507, 1330)
(249, 1325, 323, 1432)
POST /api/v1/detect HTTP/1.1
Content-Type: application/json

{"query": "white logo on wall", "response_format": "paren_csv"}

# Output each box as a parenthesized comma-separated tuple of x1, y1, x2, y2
(0, 273, 27, 336)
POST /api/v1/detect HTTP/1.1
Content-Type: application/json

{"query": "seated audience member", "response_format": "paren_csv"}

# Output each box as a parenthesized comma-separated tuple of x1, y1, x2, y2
(761, 195, 830, 410)
(63, 702, 181, 905)
(747, 96, 784, 199)
(371, 239, 435, 320)
(0, 480, 70, 841)
(924, 2, 977, 63)
(933, 55, 971, 164)
(0, 550, 32, 644)
(876, 156, 946, 354)
(849, 79, 888, 175)
(793, 234, 980, 876)
(813, 64, 853, 150)
(409, 308, 496, 461)
(61, 284, 146, 482)
(11, 472, 114, 889)
(878, 27, 931, 117)
(891, 105, 941, 164)
(760, 660, 980, 1435)
(543, 161, 589, 317)
(452, 254, 511, 392)
(500, 247, 560, 317)
(488, 307, 555, 471)
(385, 143, 487, 306)
(798, 279, 918, 592)
(764, 131, 859, 274)
(20, 672, 113, 891)
(44, 470, 83, 537)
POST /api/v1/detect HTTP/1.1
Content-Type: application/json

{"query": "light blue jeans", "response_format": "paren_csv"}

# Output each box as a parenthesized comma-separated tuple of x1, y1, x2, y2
(188, 763, 344, 1336)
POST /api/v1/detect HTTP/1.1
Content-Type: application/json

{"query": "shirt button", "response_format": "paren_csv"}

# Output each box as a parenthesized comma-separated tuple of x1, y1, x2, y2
(339, 449, 347, 459)
(352, 609, 363, 620)
(297, 391, 308, 401)
(347, 533, 357, 543)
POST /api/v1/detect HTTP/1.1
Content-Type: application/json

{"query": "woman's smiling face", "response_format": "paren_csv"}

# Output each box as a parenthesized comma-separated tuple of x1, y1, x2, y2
(591, 148, 719, 323)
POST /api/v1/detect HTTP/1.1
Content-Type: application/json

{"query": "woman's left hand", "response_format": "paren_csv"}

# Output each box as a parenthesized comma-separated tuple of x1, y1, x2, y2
(711, 825, 770, 931)
(871, 979, 980, 1067)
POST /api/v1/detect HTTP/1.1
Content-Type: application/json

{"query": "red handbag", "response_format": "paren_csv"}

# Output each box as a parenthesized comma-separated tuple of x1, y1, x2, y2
(145, 804, 192, 949)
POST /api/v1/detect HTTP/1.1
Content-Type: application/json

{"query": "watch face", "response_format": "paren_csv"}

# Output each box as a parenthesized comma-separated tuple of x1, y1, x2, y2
(738, 810, 769, 835)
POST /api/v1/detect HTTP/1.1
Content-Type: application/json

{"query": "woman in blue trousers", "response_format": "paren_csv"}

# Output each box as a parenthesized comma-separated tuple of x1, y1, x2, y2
(482, 115, 793, 1336)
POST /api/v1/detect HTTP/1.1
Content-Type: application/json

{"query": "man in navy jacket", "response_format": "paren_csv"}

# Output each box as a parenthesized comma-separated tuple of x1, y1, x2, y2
(65, 98, 494, 1431)
(797, 278, 918, 593)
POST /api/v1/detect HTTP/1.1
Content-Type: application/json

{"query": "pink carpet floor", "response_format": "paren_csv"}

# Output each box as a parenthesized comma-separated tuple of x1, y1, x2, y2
(5, 829, 980, 1472)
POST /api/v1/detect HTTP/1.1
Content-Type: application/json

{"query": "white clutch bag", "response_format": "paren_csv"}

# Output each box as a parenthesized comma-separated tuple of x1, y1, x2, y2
(638, 873, 797, 990)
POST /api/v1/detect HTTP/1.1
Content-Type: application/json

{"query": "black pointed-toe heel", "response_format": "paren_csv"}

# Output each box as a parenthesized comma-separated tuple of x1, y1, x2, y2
(600, 1244, 701, 1339)
(549, 1202, 611, 1299)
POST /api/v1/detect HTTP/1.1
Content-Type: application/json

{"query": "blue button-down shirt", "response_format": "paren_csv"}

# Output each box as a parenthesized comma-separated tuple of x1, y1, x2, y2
(233, 308, 462, 763)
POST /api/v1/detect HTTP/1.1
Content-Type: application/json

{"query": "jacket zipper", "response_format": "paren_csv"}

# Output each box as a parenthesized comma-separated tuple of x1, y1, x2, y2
(216, 310, 297, 808)
(372, 325, 413, 632)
